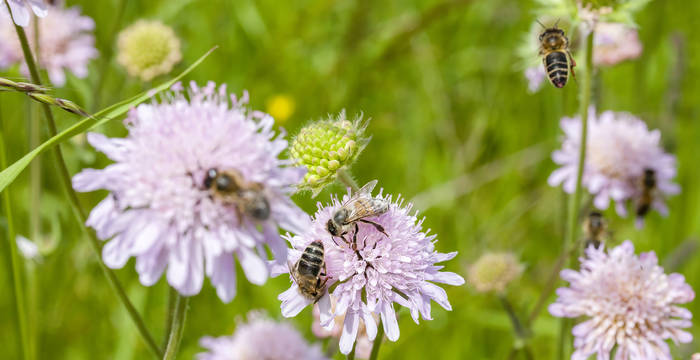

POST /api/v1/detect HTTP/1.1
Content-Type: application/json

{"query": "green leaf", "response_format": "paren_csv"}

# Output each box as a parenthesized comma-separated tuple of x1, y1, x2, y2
(0, 47, 217, 194)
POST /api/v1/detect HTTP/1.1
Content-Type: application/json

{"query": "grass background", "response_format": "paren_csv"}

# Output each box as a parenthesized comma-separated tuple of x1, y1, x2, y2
(1, 0, 699, 359)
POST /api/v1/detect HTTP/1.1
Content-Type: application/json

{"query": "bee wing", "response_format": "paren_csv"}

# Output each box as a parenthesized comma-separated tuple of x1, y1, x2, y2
(343, 196, 389, 223)
(356, 179, 378, 197)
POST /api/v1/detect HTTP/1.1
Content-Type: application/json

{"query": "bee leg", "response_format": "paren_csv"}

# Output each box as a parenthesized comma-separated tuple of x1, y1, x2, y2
(330, 236, 343, 249)
(353, 223, 362, 258)
(358, 219, 388, 237)
(567, 50, 577, 80)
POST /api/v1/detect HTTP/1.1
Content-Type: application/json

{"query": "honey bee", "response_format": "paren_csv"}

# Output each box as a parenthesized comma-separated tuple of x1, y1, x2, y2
(635, 168, 656, 222)
(326, 180, 389, 250)
(583, 211, 608, 249)
(538, 20, 576, 88)
(203, 168, 270, 221)
(289, 240, 328, 302)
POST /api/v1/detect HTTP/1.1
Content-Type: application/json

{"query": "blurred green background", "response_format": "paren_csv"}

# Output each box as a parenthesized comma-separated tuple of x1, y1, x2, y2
(1, 0, 699, 359)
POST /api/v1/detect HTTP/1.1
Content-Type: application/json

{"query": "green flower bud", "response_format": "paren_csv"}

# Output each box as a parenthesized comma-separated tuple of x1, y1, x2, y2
(290, 111, 370, 197)
(467, 252, 524, 294)
(117, 20, 182, 82)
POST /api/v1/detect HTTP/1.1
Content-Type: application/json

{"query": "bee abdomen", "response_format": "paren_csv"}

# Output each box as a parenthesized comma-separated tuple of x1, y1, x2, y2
(298, 241, 324, 276)
(545, 52, 569, 88)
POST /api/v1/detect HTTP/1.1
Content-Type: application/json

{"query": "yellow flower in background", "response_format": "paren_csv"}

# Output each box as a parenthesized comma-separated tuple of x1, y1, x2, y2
(117, 20, 182, 82)
(266, 94, 295, 124)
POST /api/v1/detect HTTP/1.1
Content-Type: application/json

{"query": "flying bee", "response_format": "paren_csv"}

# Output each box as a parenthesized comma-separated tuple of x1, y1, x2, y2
(326, 180, 389, 251)
(289, 240, 328, 303)
(635, 168, 656, 223)
(583, 211, 608, 249)
(203, 168, 270, 221)
(538, 20, 576, 88)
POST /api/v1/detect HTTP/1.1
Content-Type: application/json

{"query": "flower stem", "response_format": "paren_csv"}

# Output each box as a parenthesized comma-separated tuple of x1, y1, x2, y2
(161, 287, 177, 349)
(368, 320, 385, 360)
(337, 168, 360, 193)
(347, 343, 356, 360)
(4, 3, 162, 358)
(1, 105, 30, 360)
(499, 295, 526, 339)
(163, 294, 189, 360)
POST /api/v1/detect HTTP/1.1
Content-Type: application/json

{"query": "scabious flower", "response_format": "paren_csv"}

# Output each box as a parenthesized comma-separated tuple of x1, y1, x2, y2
(117, 20, 181, 82)
(1, 0, 46, 27)
(593, 22, 642, 66)
(549, 241, 694, 360)
(72, 81, 308, 302)
(289, 111, 370, 197)
(467, 252, 523, 294)
(197, 311, 328, 360)
(0, 2, 97, 86)
(276, 190, 464, 354)
(312, 298, 375, 359)
(548, 108, 679, 222)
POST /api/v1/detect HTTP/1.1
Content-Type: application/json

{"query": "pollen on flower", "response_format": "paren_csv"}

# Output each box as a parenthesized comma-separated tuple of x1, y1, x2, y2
(72, 81, 309, 302)
(467, 252, 523, 294)
(117, 20, 182, 81)
(290, 111, 370, 196)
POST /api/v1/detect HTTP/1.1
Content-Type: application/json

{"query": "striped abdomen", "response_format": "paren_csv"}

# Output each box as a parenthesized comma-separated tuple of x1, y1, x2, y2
(544, 51, 569, 88)
(297, 241, 324, 277)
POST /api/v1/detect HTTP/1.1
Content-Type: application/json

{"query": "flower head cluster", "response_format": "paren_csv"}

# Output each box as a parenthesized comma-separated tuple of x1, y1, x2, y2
(196, 311, 328, 360)
(548, 108, 679, 222)
(0, 3, 97, 86)
(72, 81, 308, 302)
(467, 252, 523, 294)
(2, 0, 46, 27)
(593, 22, 642, 66)
(290, 111, 370, 196)
(117, 20, 181, 81)
(277, 189, 464, 354)
(549, 241, 694, 360)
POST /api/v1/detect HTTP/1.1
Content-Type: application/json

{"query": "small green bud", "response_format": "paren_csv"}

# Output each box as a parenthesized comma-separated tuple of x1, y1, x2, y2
(467, 252, 524, 294)
(290, 110, 371, 197)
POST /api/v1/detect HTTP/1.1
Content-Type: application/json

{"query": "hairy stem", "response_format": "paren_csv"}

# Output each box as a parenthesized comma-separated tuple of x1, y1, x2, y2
(162, 294, 189, 360)
(4, 2, 162, 357)
(1, 103, 30, 360)
(368, 320, 385, 360)
(337, 168, 360, 193)
(162, 287, 177, 349)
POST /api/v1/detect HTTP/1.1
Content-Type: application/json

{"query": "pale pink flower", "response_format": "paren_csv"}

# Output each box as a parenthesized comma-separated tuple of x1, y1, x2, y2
(0, 2, 97, 86)
(594, 22, 643, 66)
(312, 299, 374, 359)
(276, 190, 464, 355)
(548, 108, 679, 223)
(72, 82, 308, 302)
(525, 66, 547, 93)
(2, 0, 47, 27)
(196, 311, 328, 360)
(549, 241, 694, 360)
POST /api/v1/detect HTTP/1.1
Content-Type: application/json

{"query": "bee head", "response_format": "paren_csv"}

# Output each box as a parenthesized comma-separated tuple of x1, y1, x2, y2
(247, 194, 270, 221)
(588, 211, 603, 228)
(326, 219, 340, 236)
(204, 168, 218, 189)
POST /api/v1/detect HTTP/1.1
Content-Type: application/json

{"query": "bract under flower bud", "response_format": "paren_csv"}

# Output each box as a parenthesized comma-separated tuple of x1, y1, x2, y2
(290, 111, 370, 196)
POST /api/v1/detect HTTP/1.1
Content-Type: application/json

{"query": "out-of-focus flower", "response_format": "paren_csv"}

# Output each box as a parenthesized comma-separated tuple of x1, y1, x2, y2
(692, 353, 700, 360)
(524, 66, 546, 93)
(312, 298, 374, 359)
(0, 3, 97, 86)
(549, 241, 694, 360)
(117, 20, 181, 82)
(593, 22, 642, 66)
(16, 235, 41, 261)
(196, 311, 328, 360)
(72, 81, 309, 302)
(548, 107, 679, 222)
(266, 94, 296, 124)
(2, 0, 47, 27)
(289, 111, 370, 197)
(467, 252, 523, 294)
(277, 190, 464, 354)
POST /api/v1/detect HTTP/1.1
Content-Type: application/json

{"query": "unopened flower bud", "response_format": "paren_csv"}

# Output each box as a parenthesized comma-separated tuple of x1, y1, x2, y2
(468, 252, 523, 294)
(117, 20, 182, 82)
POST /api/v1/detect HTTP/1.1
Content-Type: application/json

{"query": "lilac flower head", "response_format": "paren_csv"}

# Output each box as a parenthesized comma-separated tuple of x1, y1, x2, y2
(594, 22, 642, 66)
(548, 108, 679, 222)
(196, 311, 328, 360)
(72, 81, 308, 302)
(312, 298, 375, 359)
(2, 0, 47, 27)
(277, 189, 464, 354)
(0, 2, 97, 86)
(549, 241, 694, 360)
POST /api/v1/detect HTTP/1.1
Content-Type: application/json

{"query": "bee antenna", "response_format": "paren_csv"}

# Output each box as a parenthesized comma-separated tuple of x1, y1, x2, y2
(554, 18, 561, 28)
(535, 19, 546, 29)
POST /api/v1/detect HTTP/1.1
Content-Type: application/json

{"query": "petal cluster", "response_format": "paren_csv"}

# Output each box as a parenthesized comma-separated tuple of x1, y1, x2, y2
(2, 0, 47, 27)
(277, 190, 464, 354)
(549, 241, 694, 360)
(548, 108, 679, 219)
(196, 311, 328, 360)
(72, 81, 308, 302)
(0, 3, 97, 86)
(594, 22, 642, 66)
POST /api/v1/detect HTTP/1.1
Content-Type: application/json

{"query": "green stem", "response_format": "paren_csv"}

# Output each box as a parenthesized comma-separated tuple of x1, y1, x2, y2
(499, 295, 526, 339)
(337, 168, 360, 193)
(1, 102, 30, 360)
(162, 294, 189, 360)
(162, 287, 177, 349)
(4, 2, 162, 358)
(347, 343, 356, 360)
(368, 321, 385, 360)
